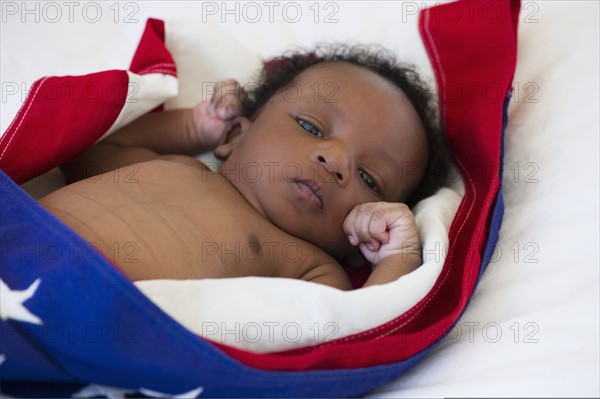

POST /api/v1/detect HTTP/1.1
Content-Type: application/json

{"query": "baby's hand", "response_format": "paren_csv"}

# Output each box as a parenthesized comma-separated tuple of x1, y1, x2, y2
(343, 202, 421, 265)
(191, 79, 243, 151)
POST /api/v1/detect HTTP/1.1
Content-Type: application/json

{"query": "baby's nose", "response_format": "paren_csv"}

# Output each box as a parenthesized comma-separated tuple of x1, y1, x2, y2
(316, 154, 345, 182)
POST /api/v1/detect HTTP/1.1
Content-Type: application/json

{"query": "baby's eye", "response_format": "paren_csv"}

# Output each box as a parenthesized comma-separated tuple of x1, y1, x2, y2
(359, 169, 380, 194)
(298, 119, 323, 138)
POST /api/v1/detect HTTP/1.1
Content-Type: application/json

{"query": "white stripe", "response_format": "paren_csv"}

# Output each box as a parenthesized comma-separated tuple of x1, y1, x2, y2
(97, 71, 178, 142)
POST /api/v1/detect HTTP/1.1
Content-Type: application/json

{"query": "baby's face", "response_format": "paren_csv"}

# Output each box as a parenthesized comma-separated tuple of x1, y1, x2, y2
(218, 62, 428, 259)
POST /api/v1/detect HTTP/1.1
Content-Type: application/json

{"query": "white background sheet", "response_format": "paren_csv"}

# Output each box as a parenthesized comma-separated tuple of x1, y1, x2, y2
(2, 1, 598, 396)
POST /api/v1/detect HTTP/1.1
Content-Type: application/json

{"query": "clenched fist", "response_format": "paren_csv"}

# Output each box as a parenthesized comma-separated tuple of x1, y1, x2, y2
(343, 202, 421, 266)
(191, 79, 243, 151)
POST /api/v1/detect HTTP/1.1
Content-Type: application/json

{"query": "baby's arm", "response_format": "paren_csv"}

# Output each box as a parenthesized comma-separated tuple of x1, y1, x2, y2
(103, 80, 242, 154)
(61, 80, 242, 182)
(343, 202, 422, 288)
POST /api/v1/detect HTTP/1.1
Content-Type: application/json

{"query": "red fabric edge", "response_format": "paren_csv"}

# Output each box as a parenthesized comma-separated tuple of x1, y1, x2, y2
(130, 18, 176, 77)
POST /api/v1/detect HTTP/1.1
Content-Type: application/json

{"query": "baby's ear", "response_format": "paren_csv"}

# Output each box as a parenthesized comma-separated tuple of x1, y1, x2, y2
(213, 116, 252, 160)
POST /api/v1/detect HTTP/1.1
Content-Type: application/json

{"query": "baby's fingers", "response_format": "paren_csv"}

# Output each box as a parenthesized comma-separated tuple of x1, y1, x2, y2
(217, 104, 242, 119)
(211, 81, 243, 120)
(344, 203, 389, 250)
(213, 80, 242, 104)
(356, 203, 390, 244)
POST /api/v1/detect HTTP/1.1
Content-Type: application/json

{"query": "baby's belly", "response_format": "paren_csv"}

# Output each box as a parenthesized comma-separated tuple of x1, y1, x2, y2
(38, 164, 269, 281)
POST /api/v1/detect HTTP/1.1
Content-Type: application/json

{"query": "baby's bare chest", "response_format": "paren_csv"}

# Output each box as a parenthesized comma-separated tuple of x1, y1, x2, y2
(39, 160, 319, 281)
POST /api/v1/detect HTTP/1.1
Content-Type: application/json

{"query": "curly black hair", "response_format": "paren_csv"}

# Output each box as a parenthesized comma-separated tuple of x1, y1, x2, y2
(240, 44, 451, 208)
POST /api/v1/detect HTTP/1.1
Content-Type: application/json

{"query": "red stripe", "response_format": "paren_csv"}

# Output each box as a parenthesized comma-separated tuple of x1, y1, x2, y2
(0, 71, 129, 184)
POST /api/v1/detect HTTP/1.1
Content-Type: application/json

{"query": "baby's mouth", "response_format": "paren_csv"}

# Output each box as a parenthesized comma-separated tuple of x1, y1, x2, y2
(295, 179, 324, 210)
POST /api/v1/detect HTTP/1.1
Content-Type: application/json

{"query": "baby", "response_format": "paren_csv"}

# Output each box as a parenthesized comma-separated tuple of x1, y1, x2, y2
(38, 45, 448, 290)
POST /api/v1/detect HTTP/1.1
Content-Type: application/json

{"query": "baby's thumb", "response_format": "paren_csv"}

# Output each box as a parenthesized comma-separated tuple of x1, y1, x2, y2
(217, 105, 242, 120)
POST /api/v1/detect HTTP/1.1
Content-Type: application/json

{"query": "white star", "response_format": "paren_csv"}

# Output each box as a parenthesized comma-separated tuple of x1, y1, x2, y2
(139, 386, 204, 398)
(0, 354, 6, 366)
(72, 384, 132, 398)
(72, 384, 204, 398)
(0, 278, 43, 324)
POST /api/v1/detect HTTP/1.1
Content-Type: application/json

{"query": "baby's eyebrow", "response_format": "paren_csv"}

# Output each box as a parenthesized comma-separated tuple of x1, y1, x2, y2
(310, 92, 341, 115)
